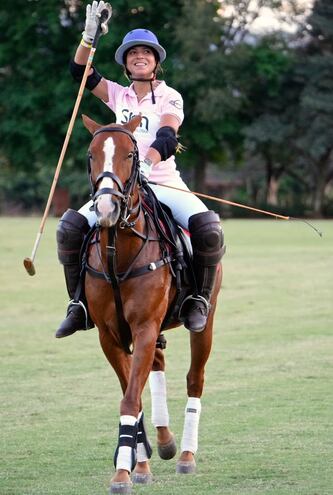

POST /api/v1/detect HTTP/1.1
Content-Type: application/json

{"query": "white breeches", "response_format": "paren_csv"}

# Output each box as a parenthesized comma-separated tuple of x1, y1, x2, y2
(78, 180, 207, 229)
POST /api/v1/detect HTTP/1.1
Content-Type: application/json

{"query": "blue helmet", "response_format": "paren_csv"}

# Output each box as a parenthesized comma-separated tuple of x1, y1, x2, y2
(115, 29, 166, 65)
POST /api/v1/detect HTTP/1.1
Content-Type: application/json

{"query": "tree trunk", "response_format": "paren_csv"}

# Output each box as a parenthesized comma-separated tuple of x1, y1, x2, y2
(264, 153, 283, 206)
(312, 150, 331, 217)
(267, 176, 280, 206)
(313, 175, 327, 217)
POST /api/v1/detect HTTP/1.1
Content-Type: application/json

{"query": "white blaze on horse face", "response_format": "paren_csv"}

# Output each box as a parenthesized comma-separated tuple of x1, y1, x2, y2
(102, 137, 115, 187)
(96, 137, 117, 219)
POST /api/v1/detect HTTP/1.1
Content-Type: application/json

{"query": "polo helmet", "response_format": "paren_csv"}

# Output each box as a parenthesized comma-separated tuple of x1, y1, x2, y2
(115, 29, 166, 65)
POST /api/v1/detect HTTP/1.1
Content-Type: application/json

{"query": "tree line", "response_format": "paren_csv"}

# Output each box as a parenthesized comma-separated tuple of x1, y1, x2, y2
(0, 0, 332, 217)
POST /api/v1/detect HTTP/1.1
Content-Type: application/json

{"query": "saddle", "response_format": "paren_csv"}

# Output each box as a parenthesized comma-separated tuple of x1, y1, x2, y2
(79, 184, 196, 341)
(142, 184, 196, 329)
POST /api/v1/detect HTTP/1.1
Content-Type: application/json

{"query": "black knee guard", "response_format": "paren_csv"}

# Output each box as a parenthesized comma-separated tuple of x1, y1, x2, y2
(56, 209, 90, 266)
(189, 210, 225, 266)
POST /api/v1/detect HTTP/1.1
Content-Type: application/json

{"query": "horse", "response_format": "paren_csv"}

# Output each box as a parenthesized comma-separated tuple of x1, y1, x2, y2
(81, 113, 223, 494)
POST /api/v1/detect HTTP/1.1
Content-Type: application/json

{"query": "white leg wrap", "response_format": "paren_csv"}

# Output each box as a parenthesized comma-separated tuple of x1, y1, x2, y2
(149, 371, 169, 427)
(116, 415, 137, 472)
(137, 411, 148, 462)
(180, 397, 201, 454)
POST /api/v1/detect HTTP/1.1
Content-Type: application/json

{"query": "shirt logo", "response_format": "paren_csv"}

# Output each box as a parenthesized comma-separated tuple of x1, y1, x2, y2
(169, 99, 183, 110)
(120, 109, 149, 132)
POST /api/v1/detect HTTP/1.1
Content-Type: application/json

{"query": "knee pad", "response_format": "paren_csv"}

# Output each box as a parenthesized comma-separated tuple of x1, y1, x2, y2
(189, 210, 224, 265)
(56, 209, 90, 265)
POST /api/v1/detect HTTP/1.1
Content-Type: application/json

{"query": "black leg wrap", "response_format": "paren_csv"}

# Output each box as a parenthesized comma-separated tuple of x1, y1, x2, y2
(156, 333, 167, 349)
(55, 209, 93, 338)
(189, 210, 225, 296)
(183, 211, 225, 332)
(189, 210, 224, 268)
(57, 209, 90, 266)
(56, 209, 90, 299)
(137, 412, 153, 459)
(113, 423, 138, 472)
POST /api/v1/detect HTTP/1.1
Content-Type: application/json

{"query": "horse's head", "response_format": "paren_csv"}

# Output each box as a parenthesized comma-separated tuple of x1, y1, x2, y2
(82, 114, 142, 228)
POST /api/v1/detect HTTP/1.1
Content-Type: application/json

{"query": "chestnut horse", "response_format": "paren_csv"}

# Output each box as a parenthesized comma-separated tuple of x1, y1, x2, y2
(81, 114, 222, 494)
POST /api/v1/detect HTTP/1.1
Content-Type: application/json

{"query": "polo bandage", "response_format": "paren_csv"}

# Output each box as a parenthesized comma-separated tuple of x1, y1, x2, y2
(149, 371, 169, 427)
(180, 397, 201, 454)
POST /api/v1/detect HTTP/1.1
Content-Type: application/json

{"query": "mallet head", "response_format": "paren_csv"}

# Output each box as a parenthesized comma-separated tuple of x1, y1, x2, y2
(24, 257, 36, 276)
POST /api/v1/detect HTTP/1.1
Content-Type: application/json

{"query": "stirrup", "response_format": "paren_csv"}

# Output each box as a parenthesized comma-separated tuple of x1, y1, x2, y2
(68, 299, 91, 329)
(178, 294, 210, 321)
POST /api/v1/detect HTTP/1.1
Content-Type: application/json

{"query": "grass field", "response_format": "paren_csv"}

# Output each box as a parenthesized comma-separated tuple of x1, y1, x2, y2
(1, 217, 332, 495)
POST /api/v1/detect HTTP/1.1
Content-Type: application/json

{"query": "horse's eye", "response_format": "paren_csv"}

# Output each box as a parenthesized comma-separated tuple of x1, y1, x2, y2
(127, 152, 134, 159)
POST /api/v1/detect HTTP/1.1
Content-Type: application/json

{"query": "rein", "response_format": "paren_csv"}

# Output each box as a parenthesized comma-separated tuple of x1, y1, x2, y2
(86, 126, 172, 353)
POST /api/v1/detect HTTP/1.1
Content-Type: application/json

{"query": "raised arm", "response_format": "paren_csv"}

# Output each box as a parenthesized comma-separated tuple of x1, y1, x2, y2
(70, 1, 112, 102)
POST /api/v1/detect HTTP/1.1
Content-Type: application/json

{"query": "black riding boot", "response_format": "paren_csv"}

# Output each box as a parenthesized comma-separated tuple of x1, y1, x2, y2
(184, 211, 225, 333)
(55, 209, 94, 339)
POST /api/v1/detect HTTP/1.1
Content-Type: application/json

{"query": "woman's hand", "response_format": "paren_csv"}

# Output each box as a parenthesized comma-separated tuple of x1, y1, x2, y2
(82, 1, 112, 44)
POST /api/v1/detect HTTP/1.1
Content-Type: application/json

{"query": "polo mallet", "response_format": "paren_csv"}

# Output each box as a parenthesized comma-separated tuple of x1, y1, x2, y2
(23, 7, 111, 276)
(148, 181, 323, 237)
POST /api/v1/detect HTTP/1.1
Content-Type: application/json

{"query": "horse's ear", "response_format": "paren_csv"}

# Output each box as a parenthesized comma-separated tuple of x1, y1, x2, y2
(82, 114, 102, 134)
(124, 114, 142, 133)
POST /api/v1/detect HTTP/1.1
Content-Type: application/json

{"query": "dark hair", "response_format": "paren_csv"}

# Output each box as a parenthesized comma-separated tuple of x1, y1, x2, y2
(123, 45, 160, 65)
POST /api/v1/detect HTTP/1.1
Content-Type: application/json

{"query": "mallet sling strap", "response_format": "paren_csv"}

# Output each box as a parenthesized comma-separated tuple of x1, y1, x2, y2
(137, 412, 153, 459)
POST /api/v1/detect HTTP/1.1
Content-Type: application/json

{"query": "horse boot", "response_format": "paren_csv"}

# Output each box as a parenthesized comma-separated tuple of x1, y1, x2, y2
(184, 210, 225, 333)
(55, 209, 94, 338)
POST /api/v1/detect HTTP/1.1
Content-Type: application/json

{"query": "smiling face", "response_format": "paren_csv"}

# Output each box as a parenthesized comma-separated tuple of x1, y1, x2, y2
(125, 45, 158, 79)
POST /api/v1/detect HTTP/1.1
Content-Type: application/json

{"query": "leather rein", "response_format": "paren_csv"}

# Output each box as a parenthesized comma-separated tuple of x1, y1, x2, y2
(84, 126, 173, 353)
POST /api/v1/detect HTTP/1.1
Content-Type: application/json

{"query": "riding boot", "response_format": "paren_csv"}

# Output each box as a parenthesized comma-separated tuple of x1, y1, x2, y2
(55, 209, 94, 339)
(184, 210, 225, 333)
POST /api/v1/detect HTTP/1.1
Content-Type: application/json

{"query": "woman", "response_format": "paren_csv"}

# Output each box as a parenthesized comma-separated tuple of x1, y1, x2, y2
(56, 0, 224, 338)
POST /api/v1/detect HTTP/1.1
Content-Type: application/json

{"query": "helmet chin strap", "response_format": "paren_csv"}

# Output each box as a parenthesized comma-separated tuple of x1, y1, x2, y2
(129, 70, 157, 104)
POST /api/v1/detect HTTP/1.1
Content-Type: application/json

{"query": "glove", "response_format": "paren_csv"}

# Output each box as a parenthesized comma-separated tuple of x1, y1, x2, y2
(140, 158, 153, 178)
(82, 1, 112, 44)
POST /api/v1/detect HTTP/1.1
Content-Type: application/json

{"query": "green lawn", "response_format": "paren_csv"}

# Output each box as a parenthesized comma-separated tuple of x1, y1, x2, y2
(1, 217, 332, 495)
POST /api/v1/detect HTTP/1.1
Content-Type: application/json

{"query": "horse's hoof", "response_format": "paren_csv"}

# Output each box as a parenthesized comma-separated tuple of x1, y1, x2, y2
(109, 481, 132, 494)
(176, 459, 196, 474)
(132, 472, 153, 484)
(157, 434, 177, 460)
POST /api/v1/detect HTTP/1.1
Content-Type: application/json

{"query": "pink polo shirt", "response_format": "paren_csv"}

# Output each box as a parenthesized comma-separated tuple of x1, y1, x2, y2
(104, 80, 185, 186)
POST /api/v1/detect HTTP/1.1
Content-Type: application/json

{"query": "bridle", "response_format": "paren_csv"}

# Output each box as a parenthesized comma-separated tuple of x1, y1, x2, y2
(87, 126, 141, 227)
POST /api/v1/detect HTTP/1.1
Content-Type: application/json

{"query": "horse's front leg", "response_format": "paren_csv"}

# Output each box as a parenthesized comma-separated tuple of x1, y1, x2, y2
(149, 347, 177, 460)
(111, 326, 157, 491)
(98, 325, 153, 489)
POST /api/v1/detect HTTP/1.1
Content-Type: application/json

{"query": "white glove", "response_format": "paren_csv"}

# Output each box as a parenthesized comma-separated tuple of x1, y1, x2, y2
(82, 1, 112, 44)
(140, 158, 153, 178)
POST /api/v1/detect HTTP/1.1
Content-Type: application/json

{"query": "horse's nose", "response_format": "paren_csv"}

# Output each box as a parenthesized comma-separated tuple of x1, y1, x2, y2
(95, 194, 120, 227)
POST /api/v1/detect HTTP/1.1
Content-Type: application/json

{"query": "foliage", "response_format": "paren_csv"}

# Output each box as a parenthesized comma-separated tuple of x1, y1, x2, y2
(0, 1, 332, 216)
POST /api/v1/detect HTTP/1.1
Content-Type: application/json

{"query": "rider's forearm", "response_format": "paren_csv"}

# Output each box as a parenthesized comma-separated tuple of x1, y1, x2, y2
(145, 148, 161, 165)
(74, 42, 92, 65)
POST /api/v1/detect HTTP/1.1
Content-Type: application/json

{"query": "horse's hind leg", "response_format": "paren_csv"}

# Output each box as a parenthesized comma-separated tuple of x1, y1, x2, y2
(149, 348, 177, 460)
